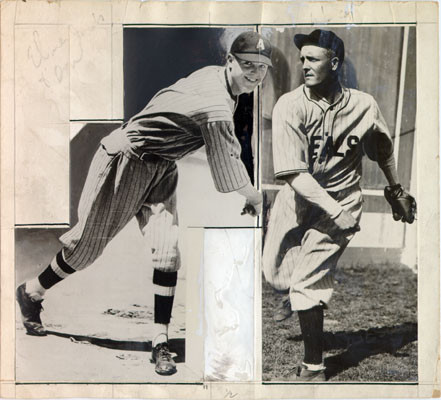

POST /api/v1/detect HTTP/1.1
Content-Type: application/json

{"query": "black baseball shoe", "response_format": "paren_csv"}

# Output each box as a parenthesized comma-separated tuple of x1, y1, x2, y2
(274, 295, 294, 322)
(283, 364, 326, 382)
(151, 342, 177, 376)
(16, 283, 47, 336)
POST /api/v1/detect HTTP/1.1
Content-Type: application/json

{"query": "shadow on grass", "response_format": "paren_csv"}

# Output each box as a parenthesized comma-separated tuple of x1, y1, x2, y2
(45, 330, 186, 363)
(323, 322, 417, 379)
(287, 322, 417, 379)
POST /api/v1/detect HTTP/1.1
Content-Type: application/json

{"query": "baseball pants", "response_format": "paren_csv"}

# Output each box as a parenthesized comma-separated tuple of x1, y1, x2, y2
(55, 143, 180, 275)
(263, 184, 362, 311)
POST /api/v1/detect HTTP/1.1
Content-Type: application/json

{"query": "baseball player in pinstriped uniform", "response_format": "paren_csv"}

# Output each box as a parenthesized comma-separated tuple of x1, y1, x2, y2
(16, 31, 272, 376)
(262, 30, 416, 381)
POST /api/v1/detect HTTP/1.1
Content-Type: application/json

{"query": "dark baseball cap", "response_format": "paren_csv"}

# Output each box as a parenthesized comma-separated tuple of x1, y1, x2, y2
(294, 29, 345, 62)
(231, 31, 273, 67)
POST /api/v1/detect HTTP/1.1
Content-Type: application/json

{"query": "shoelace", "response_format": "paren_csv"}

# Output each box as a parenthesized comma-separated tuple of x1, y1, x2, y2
(284, 366, 302, 377)
(157, 344, 172, 361)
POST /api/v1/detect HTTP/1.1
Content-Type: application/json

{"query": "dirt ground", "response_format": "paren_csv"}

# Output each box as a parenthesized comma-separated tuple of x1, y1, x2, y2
(15, 153, 252, 384)
(15, 220, 199, 383)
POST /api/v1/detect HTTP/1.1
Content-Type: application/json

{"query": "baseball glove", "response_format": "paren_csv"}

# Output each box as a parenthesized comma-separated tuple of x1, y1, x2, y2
(384, 184, 416, 223)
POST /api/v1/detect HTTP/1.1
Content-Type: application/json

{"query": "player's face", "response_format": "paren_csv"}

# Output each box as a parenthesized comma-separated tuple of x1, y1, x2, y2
(227, 54, 269, 95)
(300, 45, 338, 88)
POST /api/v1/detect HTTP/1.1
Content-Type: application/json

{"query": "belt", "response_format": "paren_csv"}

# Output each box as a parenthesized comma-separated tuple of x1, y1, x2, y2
(138, 152, 152, 161)
(133, 150, 167, 164)
(101, 128, 170, 163)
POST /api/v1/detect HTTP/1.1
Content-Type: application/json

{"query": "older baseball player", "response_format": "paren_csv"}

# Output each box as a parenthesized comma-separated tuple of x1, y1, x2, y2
(16, 31, 272, 376)
(263, 30, 416, 381)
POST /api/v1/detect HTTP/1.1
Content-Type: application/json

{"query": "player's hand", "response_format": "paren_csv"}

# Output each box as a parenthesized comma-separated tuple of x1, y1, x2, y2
(237, 183, 262, 217)
(241, 200, 262, 217)
(332, 209, 360, 234)
(384, 184, 416, 223)
(241, 191, 262, 217)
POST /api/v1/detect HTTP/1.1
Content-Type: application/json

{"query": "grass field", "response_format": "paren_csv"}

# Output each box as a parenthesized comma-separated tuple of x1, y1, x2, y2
(262, 262, 417, 382)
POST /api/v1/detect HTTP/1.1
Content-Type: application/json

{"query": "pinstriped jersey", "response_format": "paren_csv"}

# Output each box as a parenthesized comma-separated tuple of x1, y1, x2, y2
(272, 85, 393, 192)
(123, 66, 236, 159)
(103, 66, 250, 193)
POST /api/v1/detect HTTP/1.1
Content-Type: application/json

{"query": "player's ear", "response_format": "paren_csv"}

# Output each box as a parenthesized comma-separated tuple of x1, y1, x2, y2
(226, 53, 236, 71)
(331, 56, 340, 72)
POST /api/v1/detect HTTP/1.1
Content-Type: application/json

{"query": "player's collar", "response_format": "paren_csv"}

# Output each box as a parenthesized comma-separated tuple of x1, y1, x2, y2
(304, 85, 350, 111)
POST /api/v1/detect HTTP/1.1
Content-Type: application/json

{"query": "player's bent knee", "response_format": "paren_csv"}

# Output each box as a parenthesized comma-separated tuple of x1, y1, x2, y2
(262, 247, 278, 283)
(152, 253, 181, 273)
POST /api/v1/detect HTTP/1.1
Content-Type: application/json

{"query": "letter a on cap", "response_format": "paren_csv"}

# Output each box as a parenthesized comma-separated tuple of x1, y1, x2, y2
(257, 38, 265, 50)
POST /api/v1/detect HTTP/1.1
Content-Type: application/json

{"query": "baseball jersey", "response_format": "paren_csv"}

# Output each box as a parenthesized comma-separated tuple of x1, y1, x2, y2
(272, 85, 393, 192)
(102, 66, 249, 193)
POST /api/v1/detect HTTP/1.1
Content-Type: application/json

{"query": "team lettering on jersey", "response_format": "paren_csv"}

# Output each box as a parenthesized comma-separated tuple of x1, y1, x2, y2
(309, 135, 360, 164)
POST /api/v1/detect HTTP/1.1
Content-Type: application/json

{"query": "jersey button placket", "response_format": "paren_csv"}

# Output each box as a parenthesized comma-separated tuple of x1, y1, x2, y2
(324, 107, 333, 137)
(318, 109, 330, 171)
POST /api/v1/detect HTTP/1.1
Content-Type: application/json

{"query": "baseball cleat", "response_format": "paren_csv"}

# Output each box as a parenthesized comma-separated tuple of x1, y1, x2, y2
(274, 296, 294, 322)
(284, 364, 326, 382)
(15, 283, 47, 336)
(151, 342, 177, 376)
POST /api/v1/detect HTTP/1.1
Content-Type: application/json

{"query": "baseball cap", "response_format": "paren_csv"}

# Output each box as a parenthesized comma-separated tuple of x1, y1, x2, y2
(294, 29, 345, 63)
(230, 31, 273, 67)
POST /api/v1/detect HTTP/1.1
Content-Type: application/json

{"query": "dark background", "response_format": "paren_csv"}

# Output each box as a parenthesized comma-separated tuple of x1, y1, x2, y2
(123, 27, 255, 183)
(261, 26, 416, 191)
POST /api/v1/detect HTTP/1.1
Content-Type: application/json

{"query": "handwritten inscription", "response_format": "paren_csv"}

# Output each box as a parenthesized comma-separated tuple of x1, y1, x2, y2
(91, 12, 105, 24)
(26, 30, 68, 89)
(224, 389, 238, 399)
(71, 29, 83, 67)
(38, 74, 50, 89)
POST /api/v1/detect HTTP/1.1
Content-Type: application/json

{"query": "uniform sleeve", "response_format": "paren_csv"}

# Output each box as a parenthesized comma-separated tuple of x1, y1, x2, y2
(272, 97, 309, 178)
(363, 98, 394, 162)
(201, 121, 251, 193)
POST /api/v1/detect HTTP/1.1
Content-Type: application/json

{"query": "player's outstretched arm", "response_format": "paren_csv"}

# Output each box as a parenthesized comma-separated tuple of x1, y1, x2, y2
(201, 121, 251, 193)
(379, 154, 417, 224)
(237, 182, 262, 217)
(201, 121, 262, 216)
(374, 133, 417, 224)
(384, 184, 417, 224)
(284, 172, 360, 233)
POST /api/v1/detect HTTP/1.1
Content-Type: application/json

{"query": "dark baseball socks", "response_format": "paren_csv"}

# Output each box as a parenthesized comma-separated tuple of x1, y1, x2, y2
(152, 269, 177, 347)
(297, 304, 325, 370)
